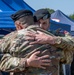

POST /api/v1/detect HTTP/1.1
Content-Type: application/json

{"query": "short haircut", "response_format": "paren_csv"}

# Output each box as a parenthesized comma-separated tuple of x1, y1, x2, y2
(19, 15, 34, 25)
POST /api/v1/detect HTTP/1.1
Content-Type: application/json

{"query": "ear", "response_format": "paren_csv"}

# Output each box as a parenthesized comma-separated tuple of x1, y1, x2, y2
(15, 21, 23, 30)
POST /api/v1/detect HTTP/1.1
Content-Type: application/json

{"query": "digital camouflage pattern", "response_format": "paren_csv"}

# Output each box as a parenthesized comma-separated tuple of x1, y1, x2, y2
(0, 25, 74, 75)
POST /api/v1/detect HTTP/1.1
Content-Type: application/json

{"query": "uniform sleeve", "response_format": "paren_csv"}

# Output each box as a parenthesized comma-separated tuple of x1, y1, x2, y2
(0, 54, 27, 72)
(53, 34, 74, 64)
(0, 31, 17, 53)
(53, 36, 74, 51)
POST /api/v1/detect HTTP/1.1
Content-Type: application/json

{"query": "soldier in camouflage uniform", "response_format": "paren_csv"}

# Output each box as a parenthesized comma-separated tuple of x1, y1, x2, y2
(0, 9, 74, 75)
(0, 10, 51, 75)
(25, 9, 74, 75)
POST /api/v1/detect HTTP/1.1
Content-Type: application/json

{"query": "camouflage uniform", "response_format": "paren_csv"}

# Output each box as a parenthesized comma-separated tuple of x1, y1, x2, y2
(0, 25, 74, 75)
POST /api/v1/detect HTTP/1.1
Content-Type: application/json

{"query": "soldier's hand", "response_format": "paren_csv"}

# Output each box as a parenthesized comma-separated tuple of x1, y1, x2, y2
(26, 51, 51, 69)
(26, 31, 55, 45)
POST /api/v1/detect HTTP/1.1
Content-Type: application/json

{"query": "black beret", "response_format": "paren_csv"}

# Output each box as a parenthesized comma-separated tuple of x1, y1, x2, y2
(34, 9, 51, 22)
(11, 9, 33, 22)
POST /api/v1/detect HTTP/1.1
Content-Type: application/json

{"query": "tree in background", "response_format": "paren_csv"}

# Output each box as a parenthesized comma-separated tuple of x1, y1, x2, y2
(69, 13, 74, 20)
(45, 8, 55, 14)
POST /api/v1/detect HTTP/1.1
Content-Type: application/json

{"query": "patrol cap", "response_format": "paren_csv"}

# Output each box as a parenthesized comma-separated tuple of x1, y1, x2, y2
(34, 9, 51, 22)
(11, 9, 33, 22)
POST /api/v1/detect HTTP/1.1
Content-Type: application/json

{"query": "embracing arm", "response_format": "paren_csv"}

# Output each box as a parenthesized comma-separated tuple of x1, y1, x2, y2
(0, 51, 51, 72)
(0, 54, 27, 72)
(26, 28, 74, 51)
(52, 36, 74, 51)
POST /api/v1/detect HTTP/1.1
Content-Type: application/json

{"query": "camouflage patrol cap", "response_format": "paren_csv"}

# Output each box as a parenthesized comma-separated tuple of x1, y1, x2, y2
(34, 9, 51, 22)
(11, 9, 33, 22)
